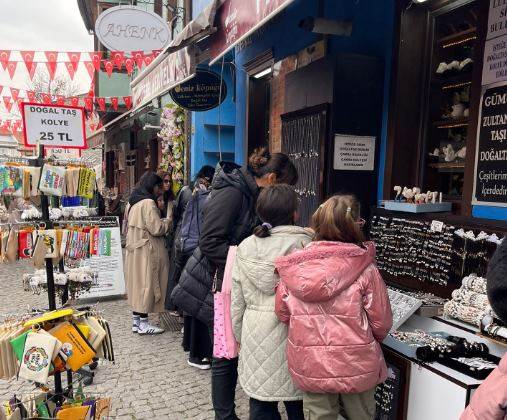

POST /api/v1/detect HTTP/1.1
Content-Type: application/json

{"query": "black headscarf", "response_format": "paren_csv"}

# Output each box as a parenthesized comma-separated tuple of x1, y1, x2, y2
(129, 172, 163, 206)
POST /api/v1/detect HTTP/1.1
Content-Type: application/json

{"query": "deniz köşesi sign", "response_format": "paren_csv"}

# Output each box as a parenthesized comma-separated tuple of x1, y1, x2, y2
(95, 6, 170, 54)
(473, 83, 507, 206)
(21, 103, 87, 149)
(170, 70, 227, 111)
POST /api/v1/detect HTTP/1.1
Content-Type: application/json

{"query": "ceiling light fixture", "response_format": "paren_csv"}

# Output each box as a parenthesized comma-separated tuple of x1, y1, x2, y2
(253, 68, 272, 79)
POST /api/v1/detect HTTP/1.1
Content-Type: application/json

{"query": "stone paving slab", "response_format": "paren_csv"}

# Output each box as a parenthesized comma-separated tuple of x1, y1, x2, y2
(0, 260, 256, 419)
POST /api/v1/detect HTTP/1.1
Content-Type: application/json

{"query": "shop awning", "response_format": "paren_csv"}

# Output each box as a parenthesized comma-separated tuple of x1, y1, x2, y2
(87, 130, 105, 149)
(208, 0, 295, 65)
(130, 0, 220, 112)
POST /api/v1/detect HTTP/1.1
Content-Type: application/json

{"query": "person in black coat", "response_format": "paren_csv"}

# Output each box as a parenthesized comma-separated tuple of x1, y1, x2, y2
(172, 148, 298, 420)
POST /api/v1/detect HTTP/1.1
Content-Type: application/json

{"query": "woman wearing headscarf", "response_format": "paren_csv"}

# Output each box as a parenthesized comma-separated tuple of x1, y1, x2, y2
(124, 172, 171, 335)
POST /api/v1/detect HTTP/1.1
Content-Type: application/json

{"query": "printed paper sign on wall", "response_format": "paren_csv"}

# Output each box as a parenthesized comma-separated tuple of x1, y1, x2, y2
(21, 103, 87, 149)
(333, 134, 376, 171)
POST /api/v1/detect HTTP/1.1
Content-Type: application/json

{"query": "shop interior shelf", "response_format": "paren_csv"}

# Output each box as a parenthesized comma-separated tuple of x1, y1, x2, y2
(437, 27, 477, 47)
(433, 118, 469, 128)
(428, 162, 465, 172)
(431, 73, 472, 90)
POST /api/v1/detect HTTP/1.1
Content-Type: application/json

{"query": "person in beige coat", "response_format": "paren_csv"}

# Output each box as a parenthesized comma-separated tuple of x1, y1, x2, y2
(124, 172, 171, 335)
(231, 185, 313, 420)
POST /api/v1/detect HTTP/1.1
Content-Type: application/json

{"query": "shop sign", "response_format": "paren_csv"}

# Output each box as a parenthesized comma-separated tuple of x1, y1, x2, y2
(95, 6, 170, 54)
(21, 103, 87, 149)
(487, 0, 507, 40)
(482, 35, 507, 86)
(333, 134, 375, 171)
(169, 70, 226, 111)
(131, 46, 194, 110)
(43, 147, 81, 159)
(208, 0, 294, 65)
(473, 83, 507, 206)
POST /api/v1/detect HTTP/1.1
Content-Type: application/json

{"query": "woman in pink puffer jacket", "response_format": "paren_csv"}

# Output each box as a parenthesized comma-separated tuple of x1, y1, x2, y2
(275, 195, 392, 420)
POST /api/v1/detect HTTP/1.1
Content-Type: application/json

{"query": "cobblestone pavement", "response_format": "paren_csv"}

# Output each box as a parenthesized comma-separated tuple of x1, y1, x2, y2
(0, 260, 251, 419)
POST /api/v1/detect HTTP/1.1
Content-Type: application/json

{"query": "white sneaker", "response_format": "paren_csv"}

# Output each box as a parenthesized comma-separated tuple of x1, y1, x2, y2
(138, 323, 165, 335)
(132, 325, 139, 333)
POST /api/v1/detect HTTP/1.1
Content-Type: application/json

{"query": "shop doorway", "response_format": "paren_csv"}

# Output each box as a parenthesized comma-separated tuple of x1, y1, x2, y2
(247, 74, 271, 155)
(281, 104, 328, 227)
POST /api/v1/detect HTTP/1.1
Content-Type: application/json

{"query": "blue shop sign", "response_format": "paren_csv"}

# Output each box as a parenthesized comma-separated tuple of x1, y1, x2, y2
(170, 70, 226, 111)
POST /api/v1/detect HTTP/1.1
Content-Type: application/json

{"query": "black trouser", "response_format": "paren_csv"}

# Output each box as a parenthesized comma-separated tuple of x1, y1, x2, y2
(211, 356, 239, 420)
(183, 316, 212, 360)
(133, 312, 148, 317)
(249, 398, 304, 420)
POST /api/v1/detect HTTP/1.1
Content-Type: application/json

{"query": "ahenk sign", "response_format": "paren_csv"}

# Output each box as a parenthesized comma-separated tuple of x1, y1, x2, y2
(95, 6, 170, 54)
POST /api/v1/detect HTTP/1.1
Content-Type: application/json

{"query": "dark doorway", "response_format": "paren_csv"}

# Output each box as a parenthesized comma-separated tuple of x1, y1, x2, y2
(248, 74, 271, 154)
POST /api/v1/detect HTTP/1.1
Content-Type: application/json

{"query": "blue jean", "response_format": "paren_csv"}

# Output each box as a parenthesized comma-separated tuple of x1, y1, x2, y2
(211, 356, 239, 420)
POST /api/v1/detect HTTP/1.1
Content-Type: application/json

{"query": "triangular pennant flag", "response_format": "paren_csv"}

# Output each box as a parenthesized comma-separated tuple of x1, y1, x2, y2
(84, 61, 95, 79)
(3, 97, 12, 113)
(97, 120, 103, 129)
(56, 95, 65, 106)
(132, 51, 144, 69)
(45, 51, 58, 63)
(143, 54, 154, 66)
(10, 88, 20, 102)
(123, 96, 132, 109)
(110, 97, 119, 111)
(0, 50, 10, 70)
(42, 93, 52, 105)
(89, 123, 96, 131)
(112, 51, 124, 71)
(84, 97, 93, 111)
(103, 60, 114, 77)
(27, 91, 36, 103)
(67, 52, 81, 72)
(16, 98, 24, 111)
(70, 97, 79, 107)
(13, 120, 21, 131)
(45, 62, 57, 80)
(20, 50, 35, 73)
(4, 119, 11, 130)
(124, 58, 134, 75)
(28, 62, 38, 80)
(6, 62, 17, 79)
(65, 62, 76, 80)
(96, 97, 106, 112)
(90, 51, 103, 71)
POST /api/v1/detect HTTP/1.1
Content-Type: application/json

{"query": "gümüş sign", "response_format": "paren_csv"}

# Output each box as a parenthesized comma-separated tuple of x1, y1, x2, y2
(169, 70, 227, 111)
(95, 5, 170, 55)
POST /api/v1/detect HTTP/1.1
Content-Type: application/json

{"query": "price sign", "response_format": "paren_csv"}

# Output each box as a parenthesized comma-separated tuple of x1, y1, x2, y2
(21, 103, 87, 149)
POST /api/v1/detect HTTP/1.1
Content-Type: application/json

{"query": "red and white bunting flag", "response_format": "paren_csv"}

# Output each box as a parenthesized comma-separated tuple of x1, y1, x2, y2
(3, 97, 12, 113)
(4, 119, 11, 130)
(67, 52, 81, 72)
(89, 123, 96, 131)
(28, 62, 38, 80)
(90, 51, 103, 71)
(16, 98, 24, 111)
(27, 91, 36, 103)
(132, 51, 144, 69)
(124, 58, 134, 75)
(42, 93, 52, 105)
(20, 51, 35, 73)
(10, 88, 20, 102)
(45, 51, 58, 63)
(70, 97, 79, 107)
(123, 96, 132, 109)
(84, 61, 95, 79)
(13, 120, 21, 131)
(0, 85, 3, 95)
(97, 120, 103, 129)
(45, 61, 58, 80)
(110, 96, 119, 111)
(103, 60, 114, 77)
(0, 50, 10, 70)
(56, 95, 65, 106)
(65, 62, 76, 80)
(96, 97, 106, 112)
(6, 62, 17, 79)
(143, 54, 154, 66)
(111, 51, 124, 71)
(84, 97, 93, 111)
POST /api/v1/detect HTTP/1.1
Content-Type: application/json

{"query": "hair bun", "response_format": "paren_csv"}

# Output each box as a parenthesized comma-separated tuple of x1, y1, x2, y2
(248, 147, 270, 171)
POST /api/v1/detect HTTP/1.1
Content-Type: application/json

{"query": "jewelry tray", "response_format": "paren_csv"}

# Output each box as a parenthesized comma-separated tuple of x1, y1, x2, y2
(437, 354, 501, 380)
(383, 201, 452, 213)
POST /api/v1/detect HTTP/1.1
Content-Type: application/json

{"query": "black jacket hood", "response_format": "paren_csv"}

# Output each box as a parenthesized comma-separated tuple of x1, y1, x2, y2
(211, 161, 259, 199)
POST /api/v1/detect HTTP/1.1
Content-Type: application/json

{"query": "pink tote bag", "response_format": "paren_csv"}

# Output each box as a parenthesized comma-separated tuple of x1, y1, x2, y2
(213, 246, 239, 359)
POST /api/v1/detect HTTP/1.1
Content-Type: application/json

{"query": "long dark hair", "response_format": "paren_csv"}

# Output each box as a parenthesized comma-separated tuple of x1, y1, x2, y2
(248, 147, 298, 185)
(253, 184, 298, 238)
(129, 171, 163, 206)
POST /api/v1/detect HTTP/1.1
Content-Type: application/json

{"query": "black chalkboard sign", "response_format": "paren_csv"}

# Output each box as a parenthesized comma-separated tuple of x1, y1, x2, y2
(474, 84, 507, 204)
(170, 70, 227, 112)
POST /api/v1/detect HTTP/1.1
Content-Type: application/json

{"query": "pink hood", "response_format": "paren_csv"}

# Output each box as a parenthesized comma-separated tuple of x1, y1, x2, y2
(275, 241, 392, 394)
(275, 241, 376, 303)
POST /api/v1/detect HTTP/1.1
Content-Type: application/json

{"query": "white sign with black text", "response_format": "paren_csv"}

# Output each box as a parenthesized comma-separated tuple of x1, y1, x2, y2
(333, 134, 376, 171)
(21, 103, 87, 149)
(488, 0, 507, 40)
(482, 35, 507, 86)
